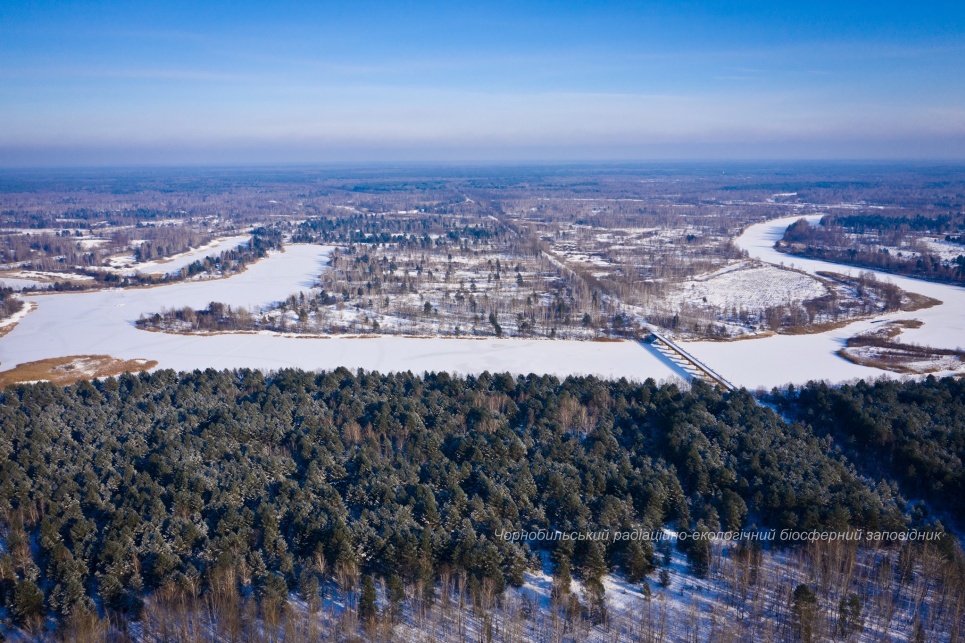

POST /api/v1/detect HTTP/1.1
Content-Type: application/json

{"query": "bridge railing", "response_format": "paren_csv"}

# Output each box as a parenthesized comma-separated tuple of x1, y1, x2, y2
(647, 332, 736, 391)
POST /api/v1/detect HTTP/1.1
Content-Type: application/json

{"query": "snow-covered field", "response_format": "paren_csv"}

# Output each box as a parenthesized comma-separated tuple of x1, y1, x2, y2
(922, 237, 965, 261)
(682, 216, 965, 388)
(0, 245, 680, 381)
(669, 263, 828, 312)
(0, 269, 95, 289)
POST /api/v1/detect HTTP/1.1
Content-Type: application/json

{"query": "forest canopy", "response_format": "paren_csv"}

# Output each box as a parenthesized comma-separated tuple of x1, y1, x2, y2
(0, 368, 927, 626)
(770, 376, 965, 521)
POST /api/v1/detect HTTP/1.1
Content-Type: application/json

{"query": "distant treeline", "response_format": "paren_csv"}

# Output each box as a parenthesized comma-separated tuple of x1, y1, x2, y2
(0, 229, 110, 268)
(0, 207, 189, 230)
(820, 213, 962, 234)
(0, 369, 926, 631)
(15, 229, 280, 293)
(133, 226, 213, 262)
(291, 214, 504, 248)
(779, 219, 965, 285)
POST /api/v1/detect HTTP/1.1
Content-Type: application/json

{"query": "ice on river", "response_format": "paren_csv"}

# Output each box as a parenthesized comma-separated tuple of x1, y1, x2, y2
(0, 245, 680, 382)
(4, 219, 964, 388)
(682, 215, 965, 388)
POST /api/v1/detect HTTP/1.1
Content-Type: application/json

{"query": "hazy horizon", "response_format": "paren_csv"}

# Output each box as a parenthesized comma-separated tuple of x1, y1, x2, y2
(4, 160, 965, 174)
(3, 0, 964, 167)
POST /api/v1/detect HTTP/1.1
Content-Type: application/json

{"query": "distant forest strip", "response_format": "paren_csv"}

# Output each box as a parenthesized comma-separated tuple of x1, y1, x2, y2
(824, 213, 962, 234)
(1, 224, 211, 271)
(131, 227, 213, 262)
(15, 228, 281, 293)
(134, 298, 640, 339)
(1, 368, 952, 631)
(777, 217, 965, 285)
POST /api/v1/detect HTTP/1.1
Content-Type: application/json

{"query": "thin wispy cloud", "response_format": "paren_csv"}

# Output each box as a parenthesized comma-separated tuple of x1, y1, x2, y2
(0, 67, 247, 82)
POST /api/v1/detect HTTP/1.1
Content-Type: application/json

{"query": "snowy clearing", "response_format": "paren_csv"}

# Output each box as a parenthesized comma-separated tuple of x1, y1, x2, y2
(922, 237, 965, 262)
(669, 264, 828, 312)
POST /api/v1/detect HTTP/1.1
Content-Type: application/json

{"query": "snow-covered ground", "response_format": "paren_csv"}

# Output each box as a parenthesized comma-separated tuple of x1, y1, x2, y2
(0, 301, 34, 331)
(669, 263, 828, 312)
(3, 219, 965, 387)
(682, 215, 965, 388)
(0, 245, 680, 381)
(0, 276, 47, 290)
(843, 344, 965, 374)
(113, 234, 251, 276)
(922, 237, 965, 262)
(0, 269, 95, 287)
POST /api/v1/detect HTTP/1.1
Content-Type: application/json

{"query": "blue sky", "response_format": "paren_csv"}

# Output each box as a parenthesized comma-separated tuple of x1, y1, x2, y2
(1, 0, 964, 165)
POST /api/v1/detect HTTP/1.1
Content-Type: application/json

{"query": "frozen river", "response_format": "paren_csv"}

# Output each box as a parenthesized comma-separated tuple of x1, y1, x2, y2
(683, 215, 965, 388)
(2, 222, 963, 387)
(0, 245, 681, 382)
